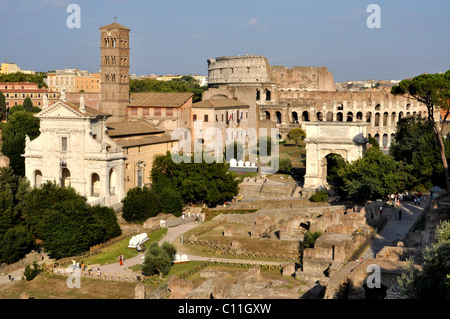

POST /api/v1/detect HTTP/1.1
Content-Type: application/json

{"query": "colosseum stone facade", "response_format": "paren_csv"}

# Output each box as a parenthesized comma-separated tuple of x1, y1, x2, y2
(204, 54, 426, 149)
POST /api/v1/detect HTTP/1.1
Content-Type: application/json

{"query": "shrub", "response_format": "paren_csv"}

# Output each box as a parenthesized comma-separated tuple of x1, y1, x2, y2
(303, 231, 322, 249)
(141, 242, 174, 277)
(278, 157, 292, 174)
(24, 261, 40, 281)
(158, 187, 183, 216)
(0, 225, 34, 264)
(309, 190, 329, 202)
(122, 186, 159, 222)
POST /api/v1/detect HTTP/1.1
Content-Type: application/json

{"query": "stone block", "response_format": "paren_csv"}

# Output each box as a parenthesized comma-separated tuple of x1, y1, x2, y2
(135, 283, 146, 299)
(282, 263, 296, 277)
(224, 225, 233, 237)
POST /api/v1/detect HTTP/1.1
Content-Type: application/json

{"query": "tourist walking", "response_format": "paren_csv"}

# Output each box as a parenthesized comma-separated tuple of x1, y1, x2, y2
(398, 209, 403, 220)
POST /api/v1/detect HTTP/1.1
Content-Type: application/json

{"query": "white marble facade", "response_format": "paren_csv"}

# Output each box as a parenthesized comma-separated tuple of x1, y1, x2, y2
(23, 96, 126, 207)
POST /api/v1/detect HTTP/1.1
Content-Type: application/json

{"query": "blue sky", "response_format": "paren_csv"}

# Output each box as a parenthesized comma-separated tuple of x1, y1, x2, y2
(1, 0, 449, 82)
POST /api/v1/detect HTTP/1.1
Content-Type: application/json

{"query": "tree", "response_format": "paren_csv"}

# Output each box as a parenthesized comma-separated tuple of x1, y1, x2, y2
(20, 181, 121, 259)
(0, 91, 6, 121)
(151, 152, 239, 206)
(398, 220, 450, 299)
(157, 187, 183, 216)
(278, 157, 292, 174)
(121, 186, 160, 222)
(329, 147, 414, 203)
(392, 70, 450, 189)
(287, 128, 306, 146)
(0, 225, 34, 264)
(390, 117, 450, 190)
(302, 231, 322, 249)
(1, 110, 40, 176)
(23, 97, 33, 112)
(141, 242, 175, 277)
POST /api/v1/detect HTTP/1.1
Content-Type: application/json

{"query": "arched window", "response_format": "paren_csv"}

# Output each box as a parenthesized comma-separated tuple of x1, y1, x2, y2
(382, 134, 388, 147)
(356, 112, 363, 120)
(336, 112, 343, 122)
(91, 173, 100, 197)
(374, 133, 380, 145)
(265, 111, 270, 120)
(326, 112, 333, 122)
(292, 112, 298, 123)
(275, 111, 282, 124)
(265, 89, 271, 101)
(34, 170, 42, 188)
(301, 111, 310, 122)
(346, 112, 353, 122)
(391, 112, 397, 125)
(136, 162, 146, 188)
(383, 112, 388, 126)
(109, 168, 117, 195)
(375, 113, 380, 126)
(317, 112, 323, 121)
(60, 168, 70, 188)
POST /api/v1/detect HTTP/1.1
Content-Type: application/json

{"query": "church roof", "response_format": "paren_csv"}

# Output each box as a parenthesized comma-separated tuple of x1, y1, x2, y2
(192, 99, 250, 109)
(107, 120, 177, 148)
(112, 134, 176, 148)
(65, 101, 110, 117)
(99, 22, 130, 31)
(129, 92, 193, 108)
(106, 120, 163, 137)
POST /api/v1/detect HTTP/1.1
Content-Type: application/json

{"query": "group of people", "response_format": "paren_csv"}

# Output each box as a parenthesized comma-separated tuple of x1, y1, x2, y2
(71, 259, 100, 276)
(181, 210, 200, 222)
(245, 175, 268, 183)
(414, 196, 422, 206)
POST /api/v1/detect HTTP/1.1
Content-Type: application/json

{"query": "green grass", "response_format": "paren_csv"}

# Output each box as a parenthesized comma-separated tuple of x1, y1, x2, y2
(83, 228, 168, 266)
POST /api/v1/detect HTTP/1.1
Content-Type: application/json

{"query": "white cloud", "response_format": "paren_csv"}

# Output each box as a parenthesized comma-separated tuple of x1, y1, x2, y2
(248, 18, 258, 26)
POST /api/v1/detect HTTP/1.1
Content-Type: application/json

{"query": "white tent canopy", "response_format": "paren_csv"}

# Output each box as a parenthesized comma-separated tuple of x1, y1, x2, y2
(128, 233, 149, 249)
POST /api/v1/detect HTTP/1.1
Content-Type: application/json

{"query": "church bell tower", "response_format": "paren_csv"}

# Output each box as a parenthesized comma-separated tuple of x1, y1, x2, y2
(99, 22, 130, 122)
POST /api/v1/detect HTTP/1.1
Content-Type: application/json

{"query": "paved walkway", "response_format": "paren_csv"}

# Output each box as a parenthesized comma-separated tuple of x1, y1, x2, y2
(361, 201, 426, 259)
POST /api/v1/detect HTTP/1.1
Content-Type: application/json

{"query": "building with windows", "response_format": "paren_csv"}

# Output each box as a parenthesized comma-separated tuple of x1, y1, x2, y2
(24, 22, 181, 208)
(47, 69, 101, 93)
(0, 82, 59, 109)
(0, 63, 35, 75)
(191, 98, 250, 150)
(128, 92, 193, 133)
(23, 95, 126, 207)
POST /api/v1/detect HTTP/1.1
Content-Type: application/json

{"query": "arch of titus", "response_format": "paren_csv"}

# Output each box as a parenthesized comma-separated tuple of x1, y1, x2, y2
(303, 122, 368, 189)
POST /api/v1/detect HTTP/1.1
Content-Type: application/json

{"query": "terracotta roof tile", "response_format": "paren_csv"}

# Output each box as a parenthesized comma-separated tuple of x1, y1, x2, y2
(106, 120, 163, 137)
(192, 99, 250, 109)
(99, 22, 130, 31)
(111, 134, 177, 148)
(129, 92, 193, 108)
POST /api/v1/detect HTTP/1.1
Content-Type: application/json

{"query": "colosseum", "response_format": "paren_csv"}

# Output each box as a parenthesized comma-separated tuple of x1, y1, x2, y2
(203, 54, 426, 149)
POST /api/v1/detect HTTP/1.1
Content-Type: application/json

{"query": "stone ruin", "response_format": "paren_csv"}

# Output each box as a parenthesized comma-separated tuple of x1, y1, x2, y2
(166, 266, 302, 299)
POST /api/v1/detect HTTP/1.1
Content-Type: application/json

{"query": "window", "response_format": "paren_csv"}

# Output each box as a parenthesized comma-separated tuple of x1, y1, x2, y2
(193, 114, 197, 122)
(166, 108, 173, 116)
(61, 137, 68, 152)
(154, 108, 161, 116)
(204, 114, 209, 122)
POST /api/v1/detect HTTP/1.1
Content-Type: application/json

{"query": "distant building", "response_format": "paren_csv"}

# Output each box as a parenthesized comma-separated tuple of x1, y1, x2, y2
(156, 75, 182, 81)
(107, 121, 178, 190)
(193, 75, 208, 87)
(0, 63, 35, 75)
(128, 92, 193, 133)
(191, 98, 250, 150)
(47, 69, 101, 93)
(0, 82, 59, 109)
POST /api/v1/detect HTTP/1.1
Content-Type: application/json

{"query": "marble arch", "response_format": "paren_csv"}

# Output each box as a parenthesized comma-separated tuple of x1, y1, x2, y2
(303, 122, 368, 189)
